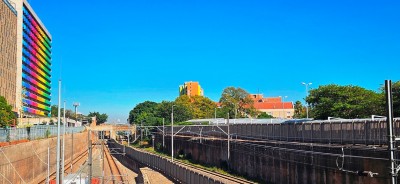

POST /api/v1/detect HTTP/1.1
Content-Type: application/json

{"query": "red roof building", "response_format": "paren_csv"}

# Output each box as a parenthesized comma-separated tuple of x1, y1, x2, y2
(250, 94, 294, 119)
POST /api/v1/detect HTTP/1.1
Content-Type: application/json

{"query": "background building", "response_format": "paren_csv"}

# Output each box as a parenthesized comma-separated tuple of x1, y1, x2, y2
(11, 0, 52, 117)
(250, 94, 294, 119)
(179, 81, 204, 97)
(0, 0, 18, 111)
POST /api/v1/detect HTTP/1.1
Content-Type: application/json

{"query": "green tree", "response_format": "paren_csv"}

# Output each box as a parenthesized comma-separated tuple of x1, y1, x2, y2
(0, 96, 16, 127)
(393, 81, 400, 117)
(293, 101, 306, 118)
(51, 105, 58, 117)
(88, 112, 108, 125)
(306, 84, 384, 120)
(154, 101, 192, 123)
(175, 95, 216, 119)
(381, 81, 400, 117)
(128, 101, 159, 125)
(219, 87, 256, 118)
(257, 112, 274, 119)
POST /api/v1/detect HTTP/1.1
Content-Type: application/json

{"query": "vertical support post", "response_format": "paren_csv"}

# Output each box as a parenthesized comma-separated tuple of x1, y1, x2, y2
(311, 123, 313, 142)
(170, 105, 176, 162)
(56, 80, 61, 184)
(47, 146, 50, 184)
(320, 122, 322, 143)
(88, 140, 92, 184)
(330, 121, 332, 144)
(385, 80, 397, 184)
(128, 131, 130, 146)
(352, 120, 355, 145)
(340, 121, 343, 145)
(302, 122, 304, 142)
(71, 131, 74, 173)
(61, 101, 66, 182)
(162, 118, 165, 149)
(227, 112, 230, 168)
(365, 120, 368, 146)
(140, 121, 143, 147)
(102, 132, 105, 184)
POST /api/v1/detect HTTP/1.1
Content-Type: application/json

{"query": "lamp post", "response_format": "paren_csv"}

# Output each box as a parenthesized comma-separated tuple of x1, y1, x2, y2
(171, 105, 176, 162)
(279, 96, 288, 119)
(73, 102, 80, 127)
(301, 82, 312, 119)
(56, 80, 61, 184)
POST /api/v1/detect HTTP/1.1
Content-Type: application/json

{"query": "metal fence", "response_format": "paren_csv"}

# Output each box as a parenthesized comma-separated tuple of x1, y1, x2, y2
(160, 118, 400, 146)
(0, 125, 86, 142)
(108, 140, 225, 184)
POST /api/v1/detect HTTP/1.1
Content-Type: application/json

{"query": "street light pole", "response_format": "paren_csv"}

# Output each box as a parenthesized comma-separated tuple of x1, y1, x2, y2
(73, 103, 80, 127)
(301, 82, 312, 119)
(56, 80, 61, 184)
(280, 96, 288, 119)
(61, 101, 66, 182)
(171, 105, 176, 162)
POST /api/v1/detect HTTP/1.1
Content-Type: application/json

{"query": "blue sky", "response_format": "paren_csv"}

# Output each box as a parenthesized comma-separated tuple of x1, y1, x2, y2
(29, 0, 400, 122)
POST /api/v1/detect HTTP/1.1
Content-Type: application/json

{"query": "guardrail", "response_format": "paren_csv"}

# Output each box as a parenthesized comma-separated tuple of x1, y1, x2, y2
(108, 140, 225, 184)
(161, 118, 400, 146)
(0, 125, 85, 142)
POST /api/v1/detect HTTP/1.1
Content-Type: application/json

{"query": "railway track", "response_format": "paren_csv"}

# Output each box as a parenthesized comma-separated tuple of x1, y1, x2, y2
(109, 141, 255, 184)
(103, 143, 124, 183)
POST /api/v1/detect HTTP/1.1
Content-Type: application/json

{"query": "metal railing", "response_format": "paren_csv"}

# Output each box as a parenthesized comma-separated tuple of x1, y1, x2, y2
(159, 118, 400, 146)
(0, 125, 85, 142)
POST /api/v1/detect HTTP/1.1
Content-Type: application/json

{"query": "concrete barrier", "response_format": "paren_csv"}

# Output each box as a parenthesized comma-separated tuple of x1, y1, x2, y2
(0, 132, 88, 183)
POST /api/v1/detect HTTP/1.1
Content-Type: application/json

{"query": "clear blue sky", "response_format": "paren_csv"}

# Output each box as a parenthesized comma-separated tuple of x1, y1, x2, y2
(29, 0, 400, 122)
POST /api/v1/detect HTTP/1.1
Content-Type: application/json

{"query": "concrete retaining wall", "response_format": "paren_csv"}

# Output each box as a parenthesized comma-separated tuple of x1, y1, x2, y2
(156, 134, 394, 184)
(0, 132, 88, 183)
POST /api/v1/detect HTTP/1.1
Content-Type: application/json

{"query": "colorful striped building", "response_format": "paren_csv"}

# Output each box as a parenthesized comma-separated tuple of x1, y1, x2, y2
(11, 0, 52, 117)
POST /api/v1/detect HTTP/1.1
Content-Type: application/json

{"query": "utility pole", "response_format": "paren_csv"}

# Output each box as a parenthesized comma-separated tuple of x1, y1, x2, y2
(71, 131, 73, 173)
(88, 140, 92, 183)
(101, 131, 105, 184)
(227, 112, 230, 165)
(386, 80, 397, 184)
(47, 146, 49, 184)
(88, 130, 92, 184)
(56, 80, 61, 184)
(171, 105, 175, 162)
(61, 101, 66, 182)
(73, 102, 80, 127)
(162, 118, 165, 149)
(140, 121, 143, 147)
(301, 82, 312, 119)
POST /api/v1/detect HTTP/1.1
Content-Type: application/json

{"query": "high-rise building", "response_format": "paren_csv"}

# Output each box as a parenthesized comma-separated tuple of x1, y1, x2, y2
(11, 0, 52, 117)
(179, 81, 204, 97)
(0, 0, 18, 111)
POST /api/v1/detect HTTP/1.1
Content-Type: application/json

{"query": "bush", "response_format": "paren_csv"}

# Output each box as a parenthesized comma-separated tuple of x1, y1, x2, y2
(45, 128, 51, 138)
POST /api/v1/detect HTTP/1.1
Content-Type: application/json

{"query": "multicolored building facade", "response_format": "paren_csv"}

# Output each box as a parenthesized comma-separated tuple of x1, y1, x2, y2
(11, 0, 52, 117)
(179, 81, 204, 97)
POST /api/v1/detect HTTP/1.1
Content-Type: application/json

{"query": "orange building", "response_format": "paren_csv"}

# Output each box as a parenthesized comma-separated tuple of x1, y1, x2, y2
(250, 94, 294, 119)
(179, 81, 204, 97)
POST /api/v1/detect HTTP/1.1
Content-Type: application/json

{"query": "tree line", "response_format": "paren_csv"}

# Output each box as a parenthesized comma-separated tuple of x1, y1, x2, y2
(128, 87, 272, 126)
(294, 81, 400, 120)
(50, 105, 108, 125)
